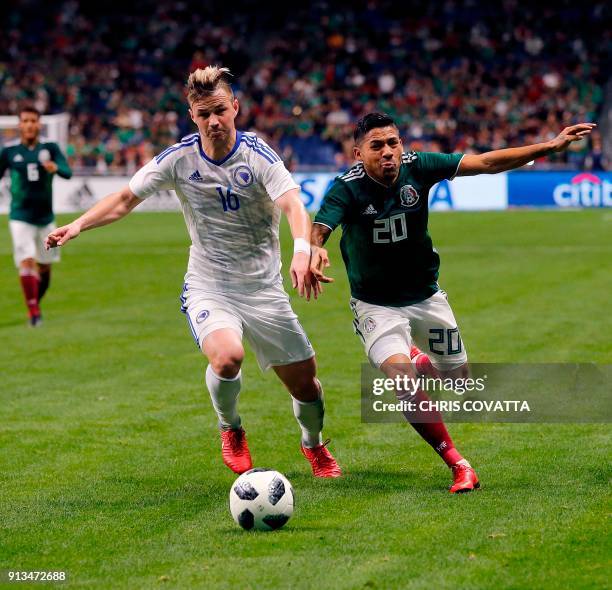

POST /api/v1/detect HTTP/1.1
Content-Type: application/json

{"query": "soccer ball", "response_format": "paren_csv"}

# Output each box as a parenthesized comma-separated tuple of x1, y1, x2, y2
(229, 468, 294, 531)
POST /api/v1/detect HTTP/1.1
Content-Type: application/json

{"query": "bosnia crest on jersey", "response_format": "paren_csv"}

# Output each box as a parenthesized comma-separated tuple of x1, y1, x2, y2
(399, 184, 420, 207)
(196, 310, 210, 324)
(233, 165, 254, 188)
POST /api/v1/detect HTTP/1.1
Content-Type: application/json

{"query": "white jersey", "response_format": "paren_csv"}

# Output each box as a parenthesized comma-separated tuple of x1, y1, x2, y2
(129, 131, 299, 293)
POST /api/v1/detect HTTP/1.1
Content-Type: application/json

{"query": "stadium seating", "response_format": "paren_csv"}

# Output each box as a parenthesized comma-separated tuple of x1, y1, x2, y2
(0, 0, 608, 171)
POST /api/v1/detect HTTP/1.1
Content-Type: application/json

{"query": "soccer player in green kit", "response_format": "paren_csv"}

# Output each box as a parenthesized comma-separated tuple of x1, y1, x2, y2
(0, 107, 72, 326)
(311, 112, 596, 493)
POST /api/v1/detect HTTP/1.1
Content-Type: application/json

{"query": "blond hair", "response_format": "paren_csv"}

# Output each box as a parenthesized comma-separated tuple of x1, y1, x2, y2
(186, 66, 233, 103)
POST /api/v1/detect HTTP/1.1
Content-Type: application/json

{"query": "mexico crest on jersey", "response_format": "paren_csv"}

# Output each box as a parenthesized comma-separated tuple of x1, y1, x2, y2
(399, 184, 420, 207)
(38, 149, 51, 163)
(233, 165, 254, 188)
(364, 317, 377, 333)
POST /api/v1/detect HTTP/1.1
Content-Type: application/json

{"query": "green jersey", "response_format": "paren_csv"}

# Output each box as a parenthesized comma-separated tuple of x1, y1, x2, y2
(315, 151, 463, 306)
(0, 141, 72, 225)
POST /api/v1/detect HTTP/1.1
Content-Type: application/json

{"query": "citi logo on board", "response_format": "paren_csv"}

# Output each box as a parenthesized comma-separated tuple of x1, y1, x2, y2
(553, 173, 612, 207)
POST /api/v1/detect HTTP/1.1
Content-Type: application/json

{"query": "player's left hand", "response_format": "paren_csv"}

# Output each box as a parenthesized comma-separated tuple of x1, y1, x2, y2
(549, 123, 597, 153)
(42, 161, 58, 174)
(290, 251, 314, 300)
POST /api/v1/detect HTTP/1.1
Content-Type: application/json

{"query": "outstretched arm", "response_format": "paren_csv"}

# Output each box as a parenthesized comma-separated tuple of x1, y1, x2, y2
(457, 123, 596, 176)
(45, 186, 142, 249)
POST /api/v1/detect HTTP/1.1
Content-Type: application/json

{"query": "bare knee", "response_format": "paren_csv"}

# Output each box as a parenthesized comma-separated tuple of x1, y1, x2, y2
(202, 329, 244, 378)
(207, 347, 244, 378)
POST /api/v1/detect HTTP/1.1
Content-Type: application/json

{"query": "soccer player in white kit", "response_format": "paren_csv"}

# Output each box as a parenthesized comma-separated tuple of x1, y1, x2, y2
(45, 66, 342, 478)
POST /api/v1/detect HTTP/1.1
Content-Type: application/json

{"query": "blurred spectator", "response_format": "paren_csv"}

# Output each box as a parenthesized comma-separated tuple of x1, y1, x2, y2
(0, 0, 609, 171)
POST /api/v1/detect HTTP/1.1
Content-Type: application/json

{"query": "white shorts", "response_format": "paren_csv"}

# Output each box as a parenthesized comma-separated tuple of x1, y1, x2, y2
(180, 280, 315, 371)
(350, 290, 468, 371)
(9, 220, 60, 268)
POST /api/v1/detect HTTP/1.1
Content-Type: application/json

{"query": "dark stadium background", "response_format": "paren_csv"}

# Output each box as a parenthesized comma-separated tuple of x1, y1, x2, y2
(0, 0, 609, 172)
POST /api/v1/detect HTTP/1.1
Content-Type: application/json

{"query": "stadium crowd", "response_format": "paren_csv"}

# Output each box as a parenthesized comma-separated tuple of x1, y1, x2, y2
(0, 0, 609, 171)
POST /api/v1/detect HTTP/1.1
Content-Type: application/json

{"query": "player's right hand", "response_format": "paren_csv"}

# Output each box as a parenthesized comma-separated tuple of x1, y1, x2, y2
(45, 222, 81, 249)
(41, 161, 59, 174)
(310, 246, 334, 284)
(549, 123, 597, 153)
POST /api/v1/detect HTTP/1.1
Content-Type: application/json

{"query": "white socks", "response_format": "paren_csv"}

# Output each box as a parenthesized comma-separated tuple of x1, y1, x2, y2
(205, 365, 242, 430)
(292, 383, 324, 448)
(206, 364, 324, 446)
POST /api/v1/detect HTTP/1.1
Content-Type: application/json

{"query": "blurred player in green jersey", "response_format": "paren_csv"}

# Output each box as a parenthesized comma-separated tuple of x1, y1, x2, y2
(311, 112, 595, 493)
(0, 107, 72, 326)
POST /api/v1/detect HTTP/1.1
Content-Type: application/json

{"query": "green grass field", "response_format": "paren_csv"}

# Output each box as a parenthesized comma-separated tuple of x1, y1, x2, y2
(1, 210, 610, 589)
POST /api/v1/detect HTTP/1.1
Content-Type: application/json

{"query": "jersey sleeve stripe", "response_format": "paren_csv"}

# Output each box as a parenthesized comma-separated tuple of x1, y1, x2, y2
(252, 139, 281, 163)
(240, 137, 280, 164)
(181, 133, 199, 143)
(340, 169, 365, 181)
(241, 138, 280, 164)
(155, 144, 177, 161)
(156, 143, 183, 163)
(339, 164, 364, 180)
(241, 135, 281, 163)
(156, 137, 197, 161)
(341, 169, 364, 178)
(242, 143, 276, 164)
(155, 138, 199, 164)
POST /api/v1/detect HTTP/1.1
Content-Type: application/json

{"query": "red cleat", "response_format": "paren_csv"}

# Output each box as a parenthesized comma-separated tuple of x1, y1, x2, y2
(449, 463, 480, 494)
(220, 427, 253, 474)
(301, 439, 342, 478)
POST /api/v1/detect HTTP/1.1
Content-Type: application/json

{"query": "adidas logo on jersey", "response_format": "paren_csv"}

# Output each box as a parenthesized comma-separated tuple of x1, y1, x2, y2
(13, 154, 24, 162)
(362, 204, 378, 215)
(188, 170, 204, 183)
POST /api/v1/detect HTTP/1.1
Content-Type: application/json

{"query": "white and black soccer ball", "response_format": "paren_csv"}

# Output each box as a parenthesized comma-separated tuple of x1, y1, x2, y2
(229, 468, 294, 531)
